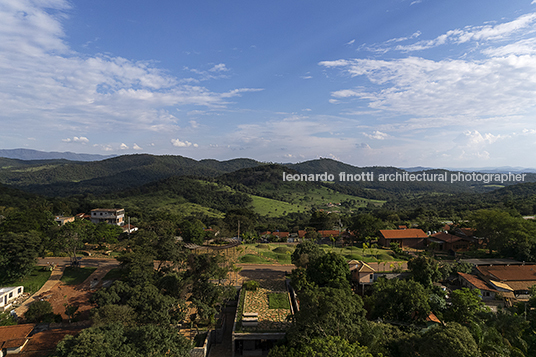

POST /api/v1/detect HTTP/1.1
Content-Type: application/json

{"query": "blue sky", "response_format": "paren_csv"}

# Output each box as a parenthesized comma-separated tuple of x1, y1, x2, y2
(2, 0, 536, 168)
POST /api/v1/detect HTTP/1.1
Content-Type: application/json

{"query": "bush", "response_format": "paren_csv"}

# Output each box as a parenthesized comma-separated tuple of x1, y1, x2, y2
(243, 280, 260, 291)
(25, 300, 60, 323)
(272, 246, 293, 254)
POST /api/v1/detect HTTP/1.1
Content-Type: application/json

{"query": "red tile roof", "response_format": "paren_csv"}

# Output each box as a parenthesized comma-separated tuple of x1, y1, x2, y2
(0, 324, 35, 350)
(380, 229, 428, 239)
(20, 328, 83, 356)
(458, 272, 498, 292)
(477, 265, 536, 281)
(319, 230, 341, 238)
(430, 232, 464, 243)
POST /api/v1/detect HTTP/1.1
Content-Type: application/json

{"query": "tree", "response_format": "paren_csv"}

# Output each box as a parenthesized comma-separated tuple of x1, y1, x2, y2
(419, 323, 480, 357)
(309, 210, 335, 231)
(91, 304, 137, 327)
(291, 240, 324, 268)
(350, 213, 384, 242)
(55, 323, 192, 357)
(179, 219, 205, 245)
(407, 255, 442, 288)
(0, 231, 41, 282)
(25, 300, 56, 323)
(305, 252, 351, 289)
(444, 288, 488, 325)
(269, 336, 373, 357)
(287, 287, 368, 345)
(117, 248, 156, 286)
(368, 278, 431, 323)
(57, 220, 90, 266)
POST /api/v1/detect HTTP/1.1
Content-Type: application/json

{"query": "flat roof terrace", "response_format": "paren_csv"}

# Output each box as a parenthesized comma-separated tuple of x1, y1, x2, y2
(232, 276, 293, 356)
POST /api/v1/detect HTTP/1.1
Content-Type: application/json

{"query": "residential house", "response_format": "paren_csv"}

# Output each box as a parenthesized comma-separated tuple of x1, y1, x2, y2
(457, 272, 511, 300)
(476, 264, 536, 298)
(318, 230, 341, 239)
(0, 324, 35, 356)
(428, 232, 471, 252)
(348, 260, 375, 285)
(0, 287, 23, 312)
(378, 228, 428, 249)
(90, 208, 125, 226)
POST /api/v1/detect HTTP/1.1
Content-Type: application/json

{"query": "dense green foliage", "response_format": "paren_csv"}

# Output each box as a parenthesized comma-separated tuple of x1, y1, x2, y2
(55, 323, 192, 357)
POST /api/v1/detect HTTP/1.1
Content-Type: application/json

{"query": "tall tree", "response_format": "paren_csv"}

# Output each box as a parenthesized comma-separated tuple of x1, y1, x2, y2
(368, 278, 431, 323)
(0, 231, 41, 282)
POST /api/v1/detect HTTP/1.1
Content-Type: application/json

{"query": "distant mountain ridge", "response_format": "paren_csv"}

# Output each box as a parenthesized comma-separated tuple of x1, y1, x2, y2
(0, 148, 115, 161)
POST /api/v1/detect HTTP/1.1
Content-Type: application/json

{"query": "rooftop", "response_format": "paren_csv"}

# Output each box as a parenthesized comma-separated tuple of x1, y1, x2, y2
(430, 232, 464, 243)
(0, 286, 21, 295)
(0, 324, 35, 350)
(458, 272, 498, 293)
(237, 278, 292, 333)
(477, 264, 536, 281)
(380, 228, 428, 239)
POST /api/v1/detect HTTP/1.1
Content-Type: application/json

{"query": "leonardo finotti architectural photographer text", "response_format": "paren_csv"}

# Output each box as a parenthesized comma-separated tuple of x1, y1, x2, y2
(282, 171, 527, 184)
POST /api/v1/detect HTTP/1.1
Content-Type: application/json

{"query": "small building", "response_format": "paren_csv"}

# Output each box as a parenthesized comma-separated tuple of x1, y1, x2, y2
(428, 232, 471, 252)
(379, 228, 428, 249)
(348, 260, 375, 285)
(458, 272, 503, 300)
(0, 324, 35, 356)
(90, 208, 125, 226)
(55, 216, 75, 226)
(0, 287, 23, 312)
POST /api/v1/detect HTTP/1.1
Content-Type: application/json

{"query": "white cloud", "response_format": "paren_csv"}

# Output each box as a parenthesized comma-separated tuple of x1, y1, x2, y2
(369, 12, 536, 53)
(0, 2, 260, 144)
(209, 63, 229, 72)
(454, 130, 503, 147)
(320, 55, 536, 118)
(363, 131, 389, 140)
(171, 138, 198, 148)
(62, 136, 89, 143)
(133, 143, 142, 150)
(120, 143, 129, 150)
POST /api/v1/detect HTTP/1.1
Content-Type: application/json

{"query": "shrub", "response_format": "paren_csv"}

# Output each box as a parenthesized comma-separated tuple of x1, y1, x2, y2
(243, 280, 260, 291)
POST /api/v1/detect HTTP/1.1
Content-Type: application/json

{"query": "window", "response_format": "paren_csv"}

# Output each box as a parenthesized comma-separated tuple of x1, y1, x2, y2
(9, 292, 13, 298)
(18, 287, 22, 294)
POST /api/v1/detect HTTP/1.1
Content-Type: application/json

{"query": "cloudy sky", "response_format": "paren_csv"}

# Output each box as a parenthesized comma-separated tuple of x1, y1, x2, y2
(2, 0, 536, 168)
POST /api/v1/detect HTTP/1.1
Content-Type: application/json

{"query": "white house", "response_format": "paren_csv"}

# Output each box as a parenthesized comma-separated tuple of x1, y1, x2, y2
(90, 208, 125, 226)
(0, 286, 23, 312)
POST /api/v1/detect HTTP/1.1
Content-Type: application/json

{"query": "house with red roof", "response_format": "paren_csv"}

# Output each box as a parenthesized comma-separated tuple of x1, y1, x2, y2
(0, 324, 35, 356)
(476, 264, 536, 297)
(379, 228, 428, 249)
(428, 232, 471, 252)
(457, 272, 511, 300)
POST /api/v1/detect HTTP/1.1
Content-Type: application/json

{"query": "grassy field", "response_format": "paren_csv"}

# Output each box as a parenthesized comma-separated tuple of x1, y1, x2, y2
(102, 267, 126, 280)
(239, 243, 406, 264)
(239, 254, 272, 264)
(250, 195, 309, 217)
(60, 267, 97, 285)
(95, 178, 385, 219)
(0, 266, 52, 294)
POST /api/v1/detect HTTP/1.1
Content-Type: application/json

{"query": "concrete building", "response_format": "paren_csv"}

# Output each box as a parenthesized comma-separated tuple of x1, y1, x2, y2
(0, 287, 23, 312)
(90, 208, 125, 226)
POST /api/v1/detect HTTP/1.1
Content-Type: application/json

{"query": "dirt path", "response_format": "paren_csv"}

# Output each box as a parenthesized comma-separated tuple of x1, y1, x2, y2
(14, 266, 66, 317)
